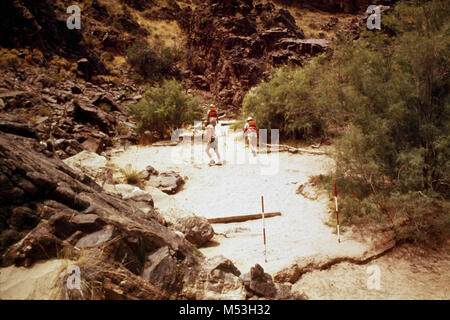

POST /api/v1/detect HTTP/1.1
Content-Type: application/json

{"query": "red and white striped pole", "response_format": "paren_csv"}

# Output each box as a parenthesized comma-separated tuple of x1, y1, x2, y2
(334, 183, 341, 243)
(261, 195, 267, 262)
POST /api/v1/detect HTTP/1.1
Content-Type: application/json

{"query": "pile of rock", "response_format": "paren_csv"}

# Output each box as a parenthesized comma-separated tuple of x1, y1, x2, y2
(0, 67, 139, 159)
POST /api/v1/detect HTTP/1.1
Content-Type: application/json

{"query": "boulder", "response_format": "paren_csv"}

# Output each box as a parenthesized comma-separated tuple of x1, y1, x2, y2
(141, 246, 178, 291)
(63, 151, 113, 186)
(205, 255, 241, 277)
(48, 212, 77, 239)
(182, 255, 247, 300)
(80, 137, 102, 154)
(72, 214, 106, 233)
(0, 113, 37, 138)
(242, 263, 277, 298)
(143, 165, 159, 179)
(159, 208, 214, 247)
(148, 171, 185, 195)
(72, 100, 115, 134)
(107, 184, 153, 204)
(71, 85, 83, 94)
(51, 139, 83, 157)
(75, 225, 114, 249)
(241, 263, 306, 299)
(92, 93, 126, 114)
(103, 184, 157, 217)
(178, 216, 215, 247)
(9, 207, 40, 231)
(299, 39, 329, 55)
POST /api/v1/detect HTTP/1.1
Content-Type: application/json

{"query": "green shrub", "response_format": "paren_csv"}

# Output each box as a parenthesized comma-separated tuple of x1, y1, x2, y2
(120, 163, 142, 186)
(0, 52, 21, 70)
(242, 63, 326, 142)
(315, 0, 450, 245)
(127, 79, 202, 139)
(246, 0, 450, 245)
(126, 40, 183, 81)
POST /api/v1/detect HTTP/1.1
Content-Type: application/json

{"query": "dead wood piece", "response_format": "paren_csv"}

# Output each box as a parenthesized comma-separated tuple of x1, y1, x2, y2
(208, 212, 281, 224)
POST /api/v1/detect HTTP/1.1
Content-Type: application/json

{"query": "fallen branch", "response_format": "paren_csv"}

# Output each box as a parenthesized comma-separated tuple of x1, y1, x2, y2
(264, 144, 327, 155)
(208, 212, 281, 224)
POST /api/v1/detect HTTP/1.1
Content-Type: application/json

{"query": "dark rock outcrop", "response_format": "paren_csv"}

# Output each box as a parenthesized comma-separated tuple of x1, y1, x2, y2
(181, 0, 328, 109)
(0, 0, 107, 75)
(0, 65, 138, 160)
(0, 130, 301, 299)
(0, 113, 37, 139)
(274, 0, 394, 13)
(0, 131, 193, 295)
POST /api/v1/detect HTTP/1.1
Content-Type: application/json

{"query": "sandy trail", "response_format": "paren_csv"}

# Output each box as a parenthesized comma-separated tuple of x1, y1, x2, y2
(110, 125, 450, 299)
(110, 126, 370, 275)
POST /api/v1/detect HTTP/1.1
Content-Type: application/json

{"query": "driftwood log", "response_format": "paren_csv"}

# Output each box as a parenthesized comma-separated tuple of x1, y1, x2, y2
(208, 212, 282, 224)
(264, 144, 327, 155)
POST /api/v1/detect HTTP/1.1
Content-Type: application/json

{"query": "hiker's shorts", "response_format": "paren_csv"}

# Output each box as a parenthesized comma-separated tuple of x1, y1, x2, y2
(208, 138, 218, 150)
(247, 131, 257, 144)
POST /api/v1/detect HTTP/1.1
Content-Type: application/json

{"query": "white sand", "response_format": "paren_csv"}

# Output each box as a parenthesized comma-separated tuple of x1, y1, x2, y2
(110, 127, 370, 275)
(110, 126, 450, 299)
(292, 243, 450, 299)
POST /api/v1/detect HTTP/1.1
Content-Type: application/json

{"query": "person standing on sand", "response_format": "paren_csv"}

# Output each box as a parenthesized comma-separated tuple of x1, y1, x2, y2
(205, 118, 222, 166)
(244, 116, 258, 156)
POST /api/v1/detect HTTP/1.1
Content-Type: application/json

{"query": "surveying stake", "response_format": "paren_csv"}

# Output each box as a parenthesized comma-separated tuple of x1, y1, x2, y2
(261, 195, 267, 262)
(334, 183, 340, 243)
